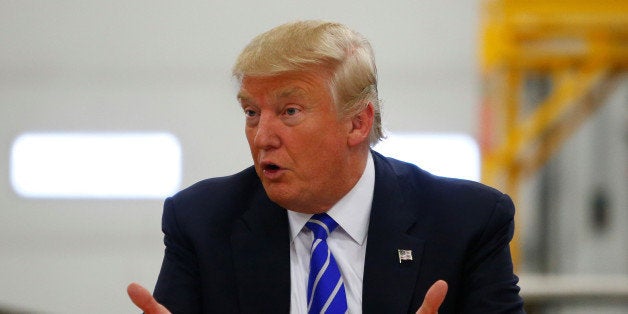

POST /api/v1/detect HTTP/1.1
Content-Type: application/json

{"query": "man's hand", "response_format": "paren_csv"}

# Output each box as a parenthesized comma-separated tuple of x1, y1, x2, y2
(126, 280, 446, 314)
(416, 280, 448, 314)
(127, 282, 171, 314)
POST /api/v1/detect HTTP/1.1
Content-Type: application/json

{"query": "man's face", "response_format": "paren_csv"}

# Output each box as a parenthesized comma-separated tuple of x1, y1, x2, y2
(238, 70, 357, 213)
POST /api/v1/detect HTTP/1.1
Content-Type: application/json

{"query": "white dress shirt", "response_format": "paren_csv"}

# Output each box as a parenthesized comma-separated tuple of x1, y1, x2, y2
(288, 153, 375, 314)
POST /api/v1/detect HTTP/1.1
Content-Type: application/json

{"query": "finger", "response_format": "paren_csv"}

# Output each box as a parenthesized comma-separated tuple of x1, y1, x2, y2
(416, 280, 448, 314)
(127, 282, 171, 314)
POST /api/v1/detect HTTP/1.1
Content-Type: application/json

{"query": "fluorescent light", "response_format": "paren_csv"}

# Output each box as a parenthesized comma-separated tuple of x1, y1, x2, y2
(11, 132, 182, 198)
(374, 133, 480, 181)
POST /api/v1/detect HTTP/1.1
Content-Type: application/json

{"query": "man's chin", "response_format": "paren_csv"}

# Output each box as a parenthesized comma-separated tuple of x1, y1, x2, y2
(261, 184, 291, 206)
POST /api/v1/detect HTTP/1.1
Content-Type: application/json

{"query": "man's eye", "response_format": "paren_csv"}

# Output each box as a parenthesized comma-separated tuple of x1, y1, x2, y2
(285, 108, 300, 115)
(244, 109, 257, 117)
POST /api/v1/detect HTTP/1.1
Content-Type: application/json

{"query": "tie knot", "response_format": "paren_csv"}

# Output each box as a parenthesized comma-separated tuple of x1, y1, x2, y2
(305, 213, 338, 240)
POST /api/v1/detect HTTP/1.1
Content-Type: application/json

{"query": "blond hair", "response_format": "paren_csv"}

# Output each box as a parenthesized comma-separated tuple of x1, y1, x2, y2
(233, 20, 383, 145)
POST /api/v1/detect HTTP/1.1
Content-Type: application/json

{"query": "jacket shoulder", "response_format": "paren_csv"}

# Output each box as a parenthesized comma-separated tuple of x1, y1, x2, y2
(164, 166, 263, 236)
(373, 151, 514, 227)
(383, 152, 508, 202)
(173, 166, 260, 203)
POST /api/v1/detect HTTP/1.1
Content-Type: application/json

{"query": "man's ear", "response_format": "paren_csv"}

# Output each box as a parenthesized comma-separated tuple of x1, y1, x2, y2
(347, 102, 374, 147)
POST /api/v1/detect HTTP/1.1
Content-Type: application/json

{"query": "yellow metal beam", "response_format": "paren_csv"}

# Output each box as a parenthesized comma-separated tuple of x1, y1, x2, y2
(480, 0, 628, 267)
(481, 0, 628, 70)
(517, 74, 621, 179)
(484, 63, 608, 182)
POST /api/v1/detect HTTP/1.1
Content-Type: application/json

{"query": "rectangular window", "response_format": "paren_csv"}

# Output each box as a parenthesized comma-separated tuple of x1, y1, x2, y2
(375, 133, 480, 181)
(10, 132, 182, 198)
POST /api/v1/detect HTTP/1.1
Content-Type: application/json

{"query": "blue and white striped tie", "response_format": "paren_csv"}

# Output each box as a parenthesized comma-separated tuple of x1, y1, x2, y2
(306, 213, 348, 314)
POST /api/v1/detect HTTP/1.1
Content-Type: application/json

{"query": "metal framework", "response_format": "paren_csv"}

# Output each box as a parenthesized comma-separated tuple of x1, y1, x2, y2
(480, 0, 628, 265)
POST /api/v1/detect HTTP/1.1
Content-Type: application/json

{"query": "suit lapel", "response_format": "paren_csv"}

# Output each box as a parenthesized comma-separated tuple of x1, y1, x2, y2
(231, 187, 291, 313)
(363, 152, 426, 314)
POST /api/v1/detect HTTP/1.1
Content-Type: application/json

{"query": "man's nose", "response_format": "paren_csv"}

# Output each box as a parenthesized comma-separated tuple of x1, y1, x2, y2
(254, 114, 281, 149)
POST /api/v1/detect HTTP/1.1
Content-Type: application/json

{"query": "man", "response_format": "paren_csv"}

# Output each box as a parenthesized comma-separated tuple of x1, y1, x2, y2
(128, 20, 524, 313)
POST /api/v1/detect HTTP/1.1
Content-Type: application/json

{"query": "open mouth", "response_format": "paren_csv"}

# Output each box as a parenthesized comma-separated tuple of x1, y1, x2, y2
(259, 160, 284, 177)
(264, 163, 280, 171)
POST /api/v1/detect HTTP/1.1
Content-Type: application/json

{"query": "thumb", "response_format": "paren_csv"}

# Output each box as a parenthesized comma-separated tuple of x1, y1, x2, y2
(416, 280, 448, 314)
(127, 282, 171, 314)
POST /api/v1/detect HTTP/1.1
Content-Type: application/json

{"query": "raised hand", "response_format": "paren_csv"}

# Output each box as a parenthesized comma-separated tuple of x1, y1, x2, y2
(126, 280, 447, 314)
(127, 282, 171, 314)
(416, 280, 448, 314)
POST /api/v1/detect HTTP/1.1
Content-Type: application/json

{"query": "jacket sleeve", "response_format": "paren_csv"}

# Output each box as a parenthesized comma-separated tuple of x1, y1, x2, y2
(460, 193, 525, 313)
(153, 197, 202, 314)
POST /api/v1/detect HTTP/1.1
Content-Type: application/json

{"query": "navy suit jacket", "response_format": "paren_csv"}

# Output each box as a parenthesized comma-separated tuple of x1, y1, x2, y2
(153, 151, 524, 313)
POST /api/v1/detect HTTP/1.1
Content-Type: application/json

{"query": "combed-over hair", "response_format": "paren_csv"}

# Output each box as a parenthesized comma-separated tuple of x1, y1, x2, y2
(232, 20, 383, 145)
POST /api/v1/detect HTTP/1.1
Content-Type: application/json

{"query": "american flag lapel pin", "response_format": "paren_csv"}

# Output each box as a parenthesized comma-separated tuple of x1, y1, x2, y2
(398, 249, 413, 263)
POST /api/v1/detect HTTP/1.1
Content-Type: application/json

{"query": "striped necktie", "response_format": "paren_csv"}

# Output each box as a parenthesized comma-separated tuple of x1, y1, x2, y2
(305, 213, 348, 314)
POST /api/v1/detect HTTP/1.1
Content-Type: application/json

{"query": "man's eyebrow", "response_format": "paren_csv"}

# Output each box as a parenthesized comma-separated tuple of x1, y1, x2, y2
(277, 87, 307, 99)
(236, 86, 307, 106)
(236, 92, 252, 105)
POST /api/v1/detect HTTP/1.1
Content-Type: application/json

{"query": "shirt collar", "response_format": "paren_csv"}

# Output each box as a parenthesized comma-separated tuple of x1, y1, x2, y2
(287, 152, 375, 245)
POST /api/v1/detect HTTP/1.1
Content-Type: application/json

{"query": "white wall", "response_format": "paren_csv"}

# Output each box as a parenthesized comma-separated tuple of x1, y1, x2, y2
(549, 79, 628, 314)
(0, 1, 479, 313)
(518, 78, 628, 313)
(549, 80, 628, 275)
